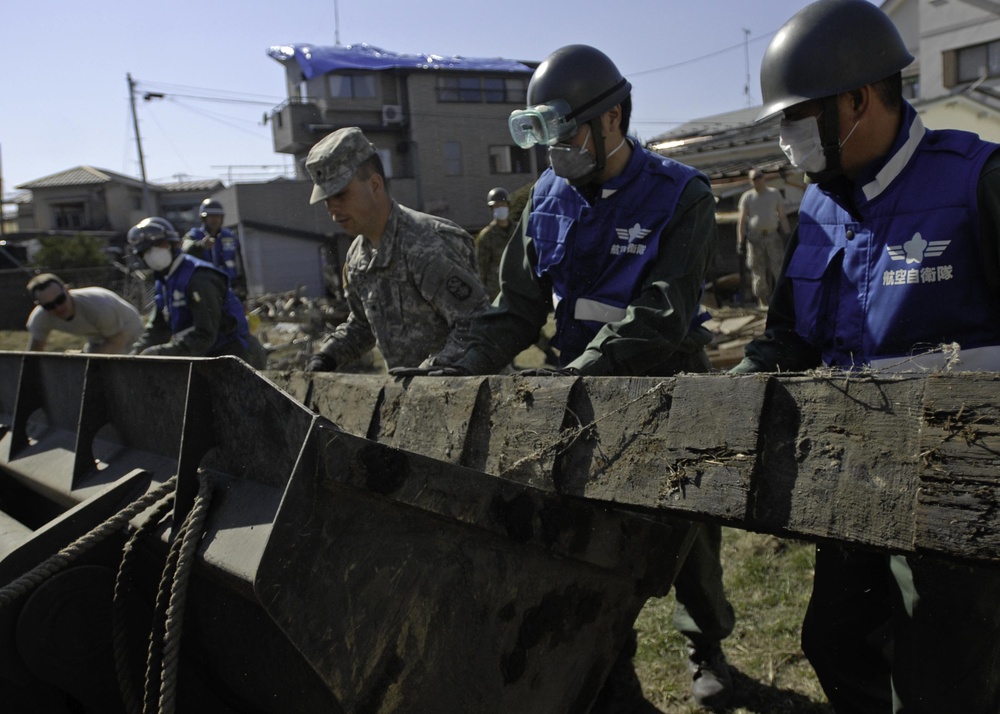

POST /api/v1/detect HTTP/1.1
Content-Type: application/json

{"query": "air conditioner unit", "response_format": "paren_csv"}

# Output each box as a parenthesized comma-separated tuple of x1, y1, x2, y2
(382, 104, 405, 126)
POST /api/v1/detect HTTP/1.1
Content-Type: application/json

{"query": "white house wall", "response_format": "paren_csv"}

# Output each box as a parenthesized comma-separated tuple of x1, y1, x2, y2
(916, 96, 1000, 140)
(919, 0, 1000, 98)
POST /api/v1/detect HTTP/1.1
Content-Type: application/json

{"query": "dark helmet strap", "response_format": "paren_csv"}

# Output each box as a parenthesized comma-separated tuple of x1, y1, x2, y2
(586, 117, 608, 187)
(565, 78, 629, 124)
(821, 96, 842, 170)
(805, 95, 846, 184)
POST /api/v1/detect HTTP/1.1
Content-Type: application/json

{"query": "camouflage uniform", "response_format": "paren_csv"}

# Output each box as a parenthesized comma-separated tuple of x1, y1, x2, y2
(316, 201, 489, 369)
(475, 220, 513, 302)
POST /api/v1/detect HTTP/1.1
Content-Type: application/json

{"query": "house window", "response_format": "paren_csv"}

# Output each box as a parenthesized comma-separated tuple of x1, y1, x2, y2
(444, 142, 463, 176)
(489, 145, 531, 174)
(949, 40, 1000, 85)
(328, 74, 377, 99)
(52, 202, 86, 229)
(505, 78, 527, 105)
(902, 75, 919, 100)
(484, 78, 506, 103)
(437, 76, 528, 103)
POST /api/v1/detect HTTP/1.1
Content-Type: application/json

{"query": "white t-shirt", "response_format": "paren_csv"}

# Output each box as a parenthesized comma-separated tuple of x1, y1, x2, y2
(26, 287, 144, 353)
(739, 186, 784, 233)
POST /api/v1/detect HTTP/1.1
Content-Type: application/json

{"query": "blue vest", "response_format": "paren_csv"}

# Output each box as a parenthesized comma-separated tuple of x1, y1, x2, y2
(155, 255, 250, 354)
(786, 114, 1000, 367)
(186, 226, 241, 282)
(528, 145, 707, 363)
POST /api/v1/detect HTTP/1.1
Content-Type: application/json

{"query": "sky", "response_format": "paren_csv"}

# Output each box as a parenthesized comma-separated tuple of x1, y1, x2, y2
(1, 0, 834, 198)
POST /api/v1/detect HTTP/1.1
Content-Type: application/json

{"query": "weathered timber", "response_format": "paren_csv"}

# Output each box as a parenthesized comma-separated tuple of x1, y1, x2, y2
(265, 369, 1000, 565)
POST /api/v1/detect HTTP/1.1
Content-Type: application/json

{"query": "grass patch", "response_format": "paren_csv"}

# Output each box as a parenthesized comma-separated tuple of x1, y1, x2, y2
(0, 329, 86, 352)
(635, 528, 831, 713)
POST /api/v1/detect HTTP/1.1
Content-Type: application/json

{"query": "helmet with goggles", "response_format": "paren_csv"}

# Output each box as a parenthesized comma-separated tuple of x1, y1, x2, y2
(509, 44, 632, 148)
(127, 217, 180, 255)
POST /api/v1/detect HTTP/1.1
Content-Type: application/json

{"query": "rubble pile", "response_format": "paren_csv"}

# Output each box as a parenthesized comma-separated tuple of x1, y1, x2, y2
(703, 307, 767, 370)
(247, 289, 348, 370)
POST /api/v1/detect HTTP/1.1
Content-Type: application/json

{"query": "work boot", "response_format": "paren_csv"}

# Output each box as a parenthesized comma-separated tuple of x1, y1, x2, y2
(687, 643, 733, 710)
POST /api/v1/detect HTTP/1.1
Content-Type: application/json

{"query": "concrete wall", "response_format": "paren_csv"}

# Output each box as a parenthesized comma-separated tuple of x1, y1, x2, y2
(223, 180, 341, 298)
(918, 94, 1000, 141)
(405, 72, 537, 228)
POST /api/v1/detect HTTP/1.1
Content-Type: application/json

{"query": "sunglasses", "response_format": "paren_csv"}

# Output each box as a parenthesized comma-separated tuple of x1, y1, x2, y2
(39, 292, 68, 311)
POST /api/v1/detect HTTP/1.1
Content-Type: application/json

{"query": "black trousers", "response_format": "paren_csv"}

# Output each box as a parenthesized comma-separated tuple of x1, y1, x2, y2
(802, 544, 1000, 713)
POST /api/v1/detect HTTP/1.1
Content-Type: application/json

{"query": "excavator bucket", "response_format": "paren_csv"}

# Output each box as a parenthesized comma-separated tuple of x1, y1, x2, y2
(0, 352, 692, 714)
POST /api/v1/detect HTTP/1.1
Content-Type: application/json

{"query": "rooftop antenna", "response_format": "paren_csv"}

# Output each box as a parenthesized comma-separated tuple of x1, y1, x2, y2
(743, 28, 753, 108)
(335, 0, 342, 46)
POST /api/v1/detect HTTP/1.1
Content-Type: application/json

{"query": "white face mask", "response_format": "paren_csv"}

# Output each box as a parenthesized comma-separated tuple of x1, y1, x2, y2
(143, 246, 174, 272)
(492, 206, 510, 221)
(779, 114, 860, 175)
(779, 116, 827, 173)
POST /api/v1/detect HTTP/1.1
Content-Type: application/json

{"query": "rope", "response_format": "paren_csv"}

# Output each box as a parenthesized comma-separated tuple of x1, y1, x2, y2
(155, 473, 213, 714)
(0, 476, 178, 609)
(113, 489, 178, 714)
(142, 525, 183, 714)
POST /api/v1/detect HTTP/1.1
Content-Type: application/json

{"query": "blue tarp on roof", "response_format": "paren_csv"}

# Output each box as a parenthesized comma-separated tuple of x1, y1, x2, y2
(267, 43, 534, 80)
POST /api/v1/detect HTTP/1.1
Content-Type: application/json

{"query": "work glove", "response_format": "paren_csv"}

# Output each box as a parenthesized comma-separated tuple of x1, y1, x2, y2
(388, 365, 471, 378)
(517, 366, 580, 377)
(305, 352, 337, 372)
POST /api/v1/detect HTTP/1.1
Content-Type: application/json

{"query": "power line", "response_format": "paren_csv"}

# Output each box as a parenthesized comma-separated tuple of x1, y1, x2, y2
(626, 29, 777, 78)
(135, 79, 284, 105)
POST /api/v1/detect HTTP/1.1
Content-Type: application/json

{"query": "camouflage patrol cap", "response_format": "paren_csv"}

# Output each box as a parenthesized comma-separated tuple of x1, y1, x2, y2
(307, 127, 378, 204)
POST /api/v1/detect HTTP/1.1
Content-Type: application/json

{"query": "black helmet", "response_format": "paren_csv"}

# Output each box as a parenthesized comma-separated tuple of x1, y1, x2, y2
(128, 217, 179, 255)
(527, 44, 631, 128)
(486, 187, 509, 205)
(758, 0, 914, 121)
(199, 198, 225, 218)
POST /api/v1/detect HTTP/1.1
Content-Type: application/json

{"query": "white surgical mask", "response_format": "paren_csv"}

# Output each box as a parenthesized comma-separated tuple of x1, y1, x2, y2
(779, 115, 827, 173)
(143, 246, 174, 272)
(779, 114, 860, 175)
(492, 206, 510, 221)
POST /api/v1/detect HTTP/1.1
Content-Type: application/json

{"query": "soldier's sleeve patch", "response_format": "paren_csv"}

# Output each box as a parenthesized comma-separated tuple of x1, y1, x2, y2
(446, 276, 473, 301)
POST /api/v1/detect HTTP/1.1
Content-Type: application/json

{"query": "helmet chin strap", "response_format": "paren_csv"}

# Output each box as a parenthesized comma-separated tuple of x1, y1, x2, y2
(569, 118, 608, 188)
(806, 95, 847, 185)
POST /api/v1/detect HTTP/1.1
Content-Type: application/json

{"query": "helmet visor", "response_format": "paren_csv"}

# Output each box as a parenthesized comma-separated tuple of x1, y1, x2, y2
(508, 100, 576, 148)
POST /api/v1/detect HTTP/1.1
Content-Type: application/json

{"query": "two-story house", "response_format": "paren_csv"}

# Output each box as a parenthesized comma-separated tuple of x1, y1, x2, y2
(265, 43, 540, 229)
(13, 166, 223, 239)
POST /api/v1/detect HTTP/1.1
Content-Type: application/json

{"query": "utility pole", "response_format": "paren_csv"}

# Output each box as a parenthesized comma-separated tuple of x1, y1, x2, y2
(127, 73, 154, 215)
(743, 28, 753, 108)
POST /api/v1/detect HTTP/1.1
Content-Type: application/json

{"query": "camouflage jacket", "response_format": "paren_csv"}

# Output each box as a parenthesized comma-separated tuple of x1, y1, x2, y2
(475, 220, 514, 303)
(318, 201, 489, 369)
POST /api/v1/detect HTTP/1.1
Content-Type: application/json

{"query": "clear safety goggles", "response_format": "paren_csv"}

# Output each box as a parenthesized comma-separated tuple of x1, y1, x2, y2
(508, 100, 577, 148)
